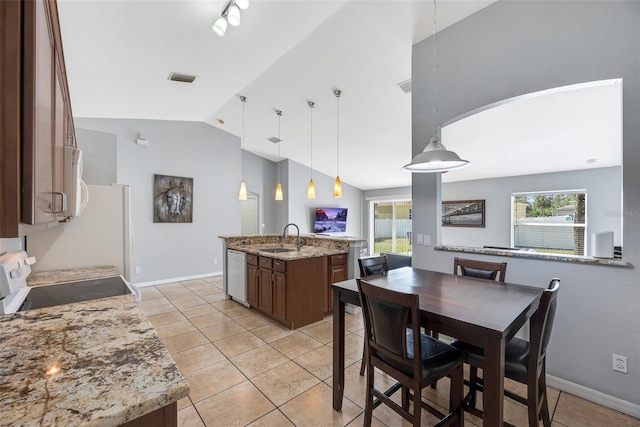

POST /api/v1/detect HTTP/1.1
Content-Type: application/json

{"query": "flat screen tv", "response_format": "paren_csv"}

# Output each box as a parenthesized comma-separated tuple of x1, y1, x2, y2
(314, 208, 348, 233)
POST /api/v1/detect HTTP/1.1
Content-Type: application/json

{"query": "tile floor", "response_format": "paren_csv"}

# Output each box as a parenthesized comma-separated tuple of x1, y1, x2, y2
(141, 277, 640, 427)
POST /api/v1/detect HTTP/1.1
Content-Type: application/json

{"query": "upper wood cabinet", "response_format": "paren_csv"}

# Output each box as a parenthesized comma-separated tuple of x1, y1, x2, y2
(0, 0, 76, 237)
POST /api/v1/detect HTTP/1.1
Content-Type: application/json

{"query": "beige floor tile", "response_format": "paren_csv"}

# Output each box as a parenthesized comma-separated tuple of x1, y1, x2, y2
(177, 396, 191, 410)
(178, 405, 205, 427)
(189, 311, 231, 329)
(169, 295, 208, 310)
(553, 392, 640, 427)
(162, 330, 209, 354)
(280, 382, 362, 427)
(140, 296, 171, 309)
(347, 412, 388, 427)
(230, 345, 289, 378)
(222, 305, 253, 320)
(344, 313, 364, 332)
(185, 359, 247, 403)
(199, 320, 246, 342)
(251, 323, 296, 343)
(234, 313, 274, 330)
(172, 343, 226, 375)
(252, 361, 321, 406)
(192, 287, 223, 298)
(154, 319, 198, 339)
(296, 318, 327, 332)
(246, 409, 295, 427)
(300, 321, 333, 344)
(158, 285, 192, 297)
(202, 294, 225, 303)
(181, 304, 221, 319)
(142, 303, 178, 317)
(140, 286, 164, 300)
(344, 333, 365, 366)
(195, 381, 275, 427)
(293, 345, 334, 381)
(147, 310, 187, 327)
(270, 332, 323, 359)
(212, 299, 244, 311)
(214, 331, 266, 358)
(180, 279, 211, 289)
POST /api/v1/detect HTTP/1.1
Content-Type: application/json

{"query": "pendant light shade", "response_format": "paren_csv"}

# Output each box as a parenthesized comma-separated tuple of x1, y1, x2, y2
(227, 4, 241, 26)
(238, 95, 248, 200)
(307, 101, 316, 200)
(213, 16, 228, 36)
(274, 110, 284, 201)
(235, 0, 249, 10)
(402, 0, 469, 173)
(403, 137, 469, 172)
(275, 183, 283, 200)
(333, 89, 343, 198)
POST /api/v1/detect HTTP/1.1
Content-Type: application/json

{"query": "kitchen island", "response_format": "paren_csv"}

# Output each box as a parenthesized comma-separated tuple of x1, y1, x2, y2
(0, 294, 189, 426)
(221, 234, 365, 329)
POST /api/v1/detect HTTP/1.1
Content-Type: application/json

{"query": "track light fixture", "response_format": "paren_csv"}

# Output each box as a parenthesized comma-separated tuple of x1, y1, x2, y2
(213, 0, 249, 36)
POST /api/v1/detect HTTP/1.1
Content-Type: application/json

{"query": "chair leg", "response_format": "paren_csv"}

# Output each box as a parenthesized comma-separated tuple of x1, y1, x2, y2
(527, 372, 539, 427)
(539, 364, 552, 427)
(412, 379, 422, 427)
(449, 364, 464, 427)
(363, 357, 375, 427)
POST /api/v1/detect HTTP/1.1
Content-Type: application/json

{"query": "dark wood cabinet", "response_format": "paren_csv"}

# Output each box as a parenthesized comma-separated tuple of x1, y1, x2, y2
(326, 254, 348, 313)
(273, 271, 287, 323)
(246, 255, 259, 307)
(0, 0, 76, 237)
(258, 267, 274, 314)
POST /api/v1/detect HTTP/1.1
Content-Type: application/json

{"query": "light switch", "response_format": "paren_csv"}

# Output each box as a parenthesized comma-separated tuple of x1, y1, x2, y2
(416, 234, 424, 245)
(424, 235, 431, 246)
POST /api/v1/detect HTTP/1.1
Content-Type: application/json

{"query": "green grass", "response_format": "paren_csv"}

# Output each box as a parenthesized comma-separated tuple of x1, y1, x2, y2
(374, 238, 411, 254)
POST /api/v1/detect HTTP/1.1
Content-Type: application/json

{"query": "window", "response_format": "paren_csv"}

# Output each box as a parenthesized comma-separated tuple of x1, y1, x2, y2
(371, 199, 412, 254)
(511, 191, 586, 256)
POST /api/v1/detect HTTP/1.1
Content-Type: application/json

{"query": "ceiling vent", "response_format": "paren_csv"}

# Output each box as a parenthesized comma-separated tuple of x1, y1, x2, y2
(268, 137, 282, 144)
(168, 72, 196, 83)
(397, 79, 412, 94)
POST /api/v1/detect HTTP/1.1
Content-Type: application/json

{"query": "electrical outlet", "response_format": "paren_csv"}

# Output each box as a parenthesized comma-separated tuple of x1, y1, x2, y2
(424, 235, 431, 246)
(135, 267, 141, 274)
(213, 258, 218, 265)
(613, 354, 628, 373)
(416, 234, 424, 245)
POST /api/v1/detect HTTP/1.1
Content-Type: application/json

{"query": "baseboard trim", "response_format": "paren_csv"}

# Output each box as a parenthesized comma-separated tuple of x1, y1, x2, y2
(546, 375, 640, 419)
(134, 271, 222, 288)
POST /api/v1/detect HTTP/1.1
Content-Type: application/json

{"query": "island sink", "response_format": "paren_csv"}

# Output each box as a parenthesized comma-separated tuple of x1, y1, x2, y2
(261, 248, 296, 253)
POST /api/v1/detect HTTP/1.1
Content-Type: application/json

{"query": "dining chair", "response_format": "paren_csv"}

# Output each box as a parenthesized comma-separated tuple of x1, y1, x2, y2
(357, 279, 465, 427)
(358, 254, 389, 277)
(450, 278, 560, 427)
(453, 257, 507, 281)
(357, 255, 390, 376)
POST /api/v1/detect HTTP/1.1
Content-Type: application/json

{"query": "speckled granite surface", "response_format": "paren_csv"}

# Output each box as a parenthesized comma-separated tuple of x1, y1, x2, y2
(27, 266, 121, 287)
(436, 245, 632, 267)
(0, 295, 189, 427)
(221, 234, 363, 260)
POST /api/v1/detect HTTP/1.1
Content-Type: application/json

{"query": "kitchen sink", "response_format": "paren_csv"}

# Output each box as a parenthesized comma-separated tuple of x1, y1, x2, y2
(261, 248, 296, 253)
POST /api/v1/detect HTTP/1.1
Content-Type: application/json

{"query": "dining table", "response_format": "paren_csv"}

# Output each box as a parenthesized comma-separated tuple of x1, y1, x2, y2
(332, 267, 544, 427)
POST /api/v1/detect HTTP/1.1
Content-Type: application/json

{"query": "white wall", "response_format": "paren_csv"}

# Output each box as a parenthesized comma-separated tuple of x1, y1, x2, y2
(411, 1, 640, 407)
(0, 238, 23, 254)
(442, 167, 622, 248)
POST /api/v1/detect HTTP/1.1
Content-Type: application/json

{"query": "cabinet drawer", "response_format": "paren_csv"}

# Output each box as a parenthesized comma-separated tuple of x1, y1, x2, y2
(247, 254, 258, 266)
(259, 257, 273, 269)
(273, 259, 286, 273)
(330, 254, 347, 266)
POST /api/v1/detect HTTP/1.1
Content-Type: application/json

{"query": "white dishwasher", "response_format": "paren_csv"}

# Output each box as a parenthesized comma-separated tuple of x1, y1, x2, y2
(227, 249, 248, 307)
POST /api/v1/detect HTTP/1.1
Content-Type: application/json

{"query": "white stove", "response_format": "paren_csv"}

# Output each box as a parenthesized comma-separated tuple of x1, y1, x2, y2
(0, 250, 140, 315)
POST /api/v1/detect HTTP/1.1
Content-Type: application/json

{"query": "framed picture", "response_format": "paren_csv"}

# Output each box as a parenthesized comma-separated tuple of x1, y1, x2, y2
(442, 199, 485, 228)
(154, 174, 193, 223)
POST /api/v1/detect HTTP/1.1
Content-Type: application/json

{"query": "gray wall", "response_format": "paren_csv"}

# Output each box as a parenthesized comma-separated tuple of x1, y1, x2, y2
(75, 118, 275, 283)
(412, 1, 639, 406)
(442, 167, 622, 248)
(286, 159, 363, 237)
(76, 128, 117, 185)
(0, 238, 23, 254)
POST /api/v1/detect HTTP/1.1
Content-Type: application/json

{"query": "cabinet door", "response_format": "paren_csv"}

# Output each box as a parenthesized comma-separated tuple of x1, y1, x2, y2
(21, 0, 56, 225)
(52, 57, 66, 218)
(273, 272, 287, 322)
(258, 268, 273, 314)
(327, 265, 348, 312)
(246, 264, 259, 307)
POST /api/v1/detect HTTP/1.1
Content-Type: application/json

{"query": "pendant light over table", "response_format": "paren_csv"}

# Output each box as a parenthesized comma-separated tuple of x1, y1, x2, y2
(307, 101, 316, 199)
(402, 0, 469, 173)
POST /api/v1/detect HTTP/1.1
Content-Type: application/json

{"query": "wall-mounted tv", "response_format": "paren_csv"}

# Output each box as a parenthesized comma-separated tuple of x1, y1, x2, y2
(314, 208, 348, 233)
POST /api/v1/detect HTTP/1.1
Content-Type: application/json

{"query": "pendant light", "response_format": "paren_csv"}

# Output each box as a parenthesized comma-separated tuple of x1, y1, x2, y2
(274, 110, 284, 201)
(402, 0, 469, 173)
(307, 101, 316, 199)
(333, 89, 343, 198)
(238, 95, 248, 200)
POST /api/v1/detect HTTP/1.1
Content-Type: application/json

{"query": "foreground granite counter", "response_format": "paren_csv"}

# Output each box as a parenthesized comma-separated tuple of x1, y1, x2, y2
(0, 295, 189, 426)
(221, 234, 365, 260)
(27, 265, 121, 287)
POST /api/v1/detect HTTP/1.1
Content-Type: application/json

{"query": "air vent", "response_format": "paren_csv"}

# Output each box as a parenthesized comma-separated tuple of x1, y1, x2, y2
(168, 72, 196, 83)
(397, 79, 412, 94)
(268, 137, 282, 144)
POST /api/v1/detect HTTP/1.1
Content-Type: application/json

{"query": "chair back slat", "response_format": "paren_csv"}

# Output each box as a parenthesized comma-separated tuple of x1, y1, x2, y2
(359, 255, 389, 278)
(453, 257, 507, 282)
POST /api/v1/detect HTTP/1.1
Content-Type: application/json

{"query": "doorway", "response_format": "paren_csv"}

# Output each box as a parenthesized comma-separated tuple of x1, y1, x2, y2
(240, 192, 259, 235)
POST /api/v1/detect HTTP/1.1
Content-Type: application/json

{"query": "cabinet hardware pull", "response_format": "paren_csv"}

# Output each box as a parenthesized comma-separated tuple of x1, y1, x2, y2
(51, 191, 67, 213)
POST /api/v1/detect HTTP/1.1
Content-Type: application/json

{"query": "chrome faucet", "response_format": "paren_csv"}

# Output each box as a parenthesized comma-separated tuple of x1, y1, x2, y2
(282, 223, 302, 250)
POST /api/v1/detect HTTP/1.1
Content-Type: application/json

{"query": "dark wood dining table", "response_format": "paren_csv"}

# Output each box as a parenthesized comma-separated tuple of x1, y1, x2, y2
(332, 267, 543, 427)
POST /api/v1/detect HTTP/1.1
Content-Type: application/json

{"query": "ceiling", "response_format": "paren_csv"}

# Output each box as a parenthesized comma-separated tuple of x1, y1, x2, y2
(57, 1, 620, 192)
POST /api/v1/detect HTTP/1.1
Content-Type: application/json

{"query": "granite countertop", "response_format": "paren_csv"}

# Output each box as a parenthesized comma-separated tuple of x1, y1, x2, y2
(27, 266, 121, 287)
(0, 295, 189, 427)
(230, 243, 348, 261)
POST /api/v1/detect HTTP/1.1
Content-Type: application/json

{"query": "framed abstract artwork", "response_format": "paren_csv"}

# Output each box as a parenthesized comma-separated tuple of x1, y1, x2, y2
(154, 174, 193, 223)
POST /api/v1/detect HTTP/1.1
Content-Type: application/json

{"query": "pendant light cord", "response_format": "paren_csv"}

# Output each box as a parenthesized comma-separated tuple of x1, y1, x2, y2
(335, 91, 340, 177)
(308, 101, 314, 179)
(432, 0, 438, 138)
(240, 95, 247, 180)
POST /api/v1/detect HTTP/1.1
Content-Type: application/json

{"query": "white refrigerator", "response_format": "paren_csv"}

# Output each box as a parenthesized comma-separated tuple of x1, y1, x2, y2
(27, 184, 132, 281)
